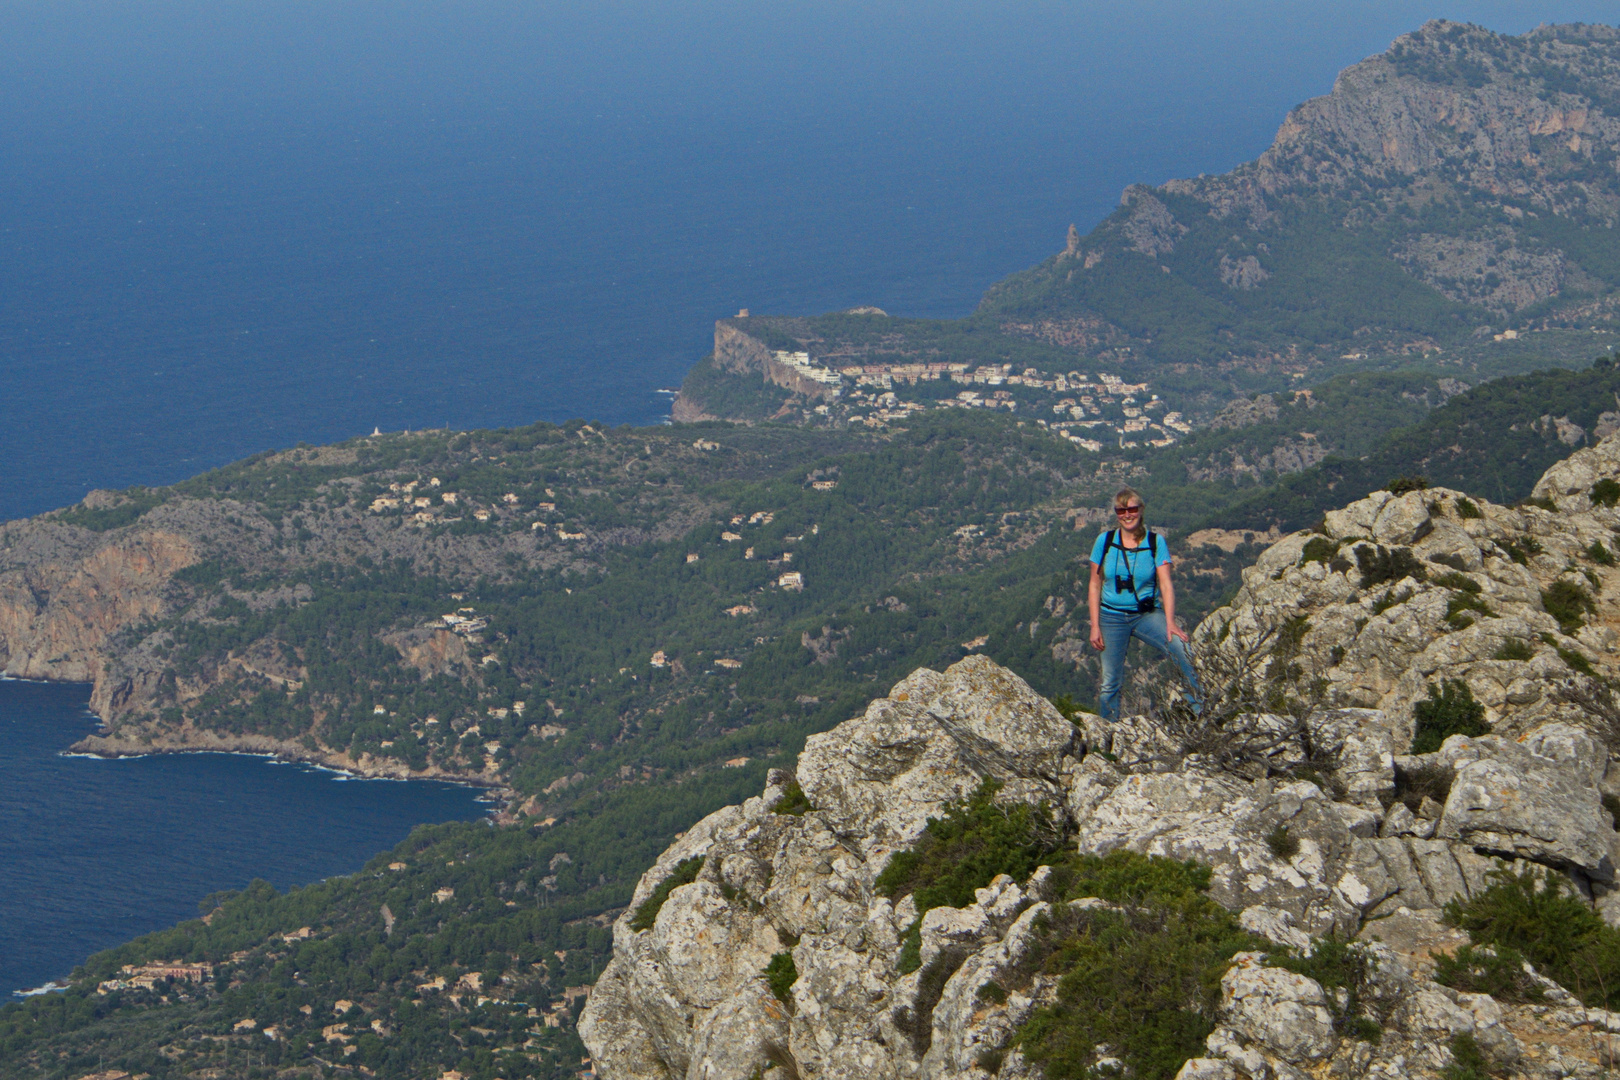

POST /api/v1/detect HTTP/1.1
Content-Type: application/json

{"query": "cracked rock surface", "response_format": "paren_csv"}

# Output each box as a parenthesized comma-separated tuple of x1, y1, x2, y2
(584, 440, 1620, 1080)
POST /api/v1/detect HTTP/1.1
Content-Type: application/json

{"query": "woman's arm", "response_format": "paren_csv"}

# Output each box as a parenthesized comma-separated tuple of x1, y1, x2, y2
(1156, 562, 1187, 642)
(1089, 562, 1105, 651)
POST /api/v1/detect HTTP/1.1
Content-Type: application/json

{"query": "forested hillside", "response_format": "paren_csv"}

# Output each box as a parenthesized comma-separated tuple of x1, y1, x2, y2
(6, 352, 1620, 1078)
(1195, 358, 1620, 531)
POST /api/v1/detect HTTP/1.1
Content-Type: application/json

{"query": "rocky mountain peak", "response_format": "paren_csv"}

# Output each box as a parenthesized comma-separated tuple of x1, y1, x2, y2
(1242, 19, 1620, 215)
(582, 436, 1620, 1080)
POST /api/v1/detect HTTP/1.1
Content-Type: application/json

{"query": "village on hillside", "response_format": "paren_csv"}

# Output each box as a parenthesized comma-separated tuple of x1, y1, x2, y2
(774, 349, 1190, 450)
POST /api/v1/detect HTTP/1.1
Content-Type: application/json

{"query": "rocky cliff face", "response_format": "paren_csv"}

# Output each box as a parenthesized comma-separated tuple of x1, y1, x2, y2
(581, 435, 1620, 1080)
(1250, 24, 1620, 216)
(1163, 20, 1620, 309)
(1208, 432, 1620, 742)
(982, 20, 1620, 365)
(0, 523, 198, 691)
(674, 321, 843, 422)
(0, 426, 736, 778)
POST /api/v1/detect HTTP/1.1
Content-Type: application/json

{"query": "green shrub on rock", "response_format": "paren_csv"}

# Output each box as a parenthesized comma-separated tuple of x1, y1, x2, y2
(764, 951, 798, 1005)
(875, 778, 1060, 915)
(772, 780, 814, 816)
(1491, 639, 1534, 661)
(1542, 580, 1596, 634)
(876, 778, 1062, 974)
(1270, 938, 1385, 1041)
(1500, 536, 1542, 565)
(875, 797, 1258, 1080)
(1389, 759, 1454, 813)
(1265, 825, 1299, 861)
(629, 856, 704, 932)
(1442, 1032, 1501, 1080)
(1386, 476, 1430, 496)
(1011, 851, 1262, 1080)
(1443, 868, 1620, 1009)
(1410, 679, 1487, 754)
(1433, 570, 1481, 594)
(1433, 944, 1543, 1003)
(1444, 589, 1494, 629)
(1355, 544, 1427, 589)
(1301, 536, 1338, 564)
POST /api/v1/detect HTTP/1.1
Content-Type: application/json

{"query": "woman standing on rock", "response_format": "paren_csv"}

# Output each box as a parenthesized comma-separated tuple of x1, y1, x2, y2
(1088, 487, 1201, 720)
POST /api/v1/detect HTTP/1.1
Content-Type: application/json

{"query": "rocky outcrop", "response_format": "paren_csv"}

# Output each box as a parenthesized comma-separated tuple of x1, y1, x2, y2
(582, 439, 1620, 1080)
(1201, 433, 1620, 745)
(583, 646, 1620, 1080)
(382, 626, 472, 680)
(715, 321, 841, 401)
(982, 21, 1620, 356)
(1118, 186, 1186, 258)
(1208, 395, 1283, 430)
(713, 321, 776, 379)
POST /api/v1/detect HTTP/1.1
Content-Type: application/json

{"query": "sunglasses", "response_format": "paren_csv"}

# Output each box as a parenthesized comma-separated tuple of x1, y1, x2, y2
(1115, 505, 1142, 515)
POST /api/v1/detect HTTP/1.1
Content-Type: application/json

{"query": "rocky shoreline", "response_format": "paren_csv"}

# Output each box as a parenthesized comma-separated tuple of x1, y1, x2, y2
(65, 721, 510, 806)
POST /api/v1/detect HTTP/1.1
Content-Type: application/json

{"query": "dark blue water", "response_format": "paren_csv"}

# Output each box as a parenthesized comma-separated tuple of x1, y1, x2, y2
(0, 679, 488, 995)
(3, 1, 1614, 524)
(2, 0, 1617, 1001)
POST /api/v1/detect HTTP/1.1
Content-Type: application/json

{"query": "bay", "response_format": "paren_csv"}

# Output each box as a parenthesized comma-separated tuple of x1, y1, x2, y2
(0, 679, 488, 996)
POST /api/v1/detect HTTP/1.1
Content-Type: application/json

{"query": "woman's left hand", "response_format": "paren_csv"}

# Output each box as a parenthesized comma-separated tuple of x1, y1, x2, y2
(1166, 619, 1189, 643)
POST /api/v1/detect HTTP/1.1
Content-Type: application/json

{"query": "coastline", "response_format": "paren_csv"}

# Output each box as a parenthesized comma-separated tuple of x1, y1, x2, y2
(67, 720, 511, 810)
(5, 674, 518, 815)
(1, 676, 502, 1000)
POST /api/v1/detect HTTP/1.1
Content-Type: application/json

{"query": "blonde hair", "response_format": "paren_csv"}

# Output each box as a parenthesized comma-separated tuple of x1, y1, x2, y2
(1113, 487, 1146, 541)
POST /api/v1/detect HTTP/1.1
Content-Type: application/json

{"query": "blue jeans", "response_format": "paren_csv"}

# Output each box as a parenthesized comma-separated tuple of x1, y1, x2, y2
(1097, 607, 1202, 721)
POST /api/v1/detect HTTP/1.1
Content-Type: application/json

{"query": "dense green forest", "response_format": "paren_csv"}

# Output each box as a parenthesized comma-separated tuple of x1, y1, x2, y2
(1195, 359, 1620, 531)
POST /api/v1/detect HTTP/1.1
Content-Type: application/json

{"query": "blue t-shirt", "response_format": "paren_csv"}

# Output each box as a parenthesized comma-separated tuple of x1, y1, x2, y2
(1090, 529, 1170, 613)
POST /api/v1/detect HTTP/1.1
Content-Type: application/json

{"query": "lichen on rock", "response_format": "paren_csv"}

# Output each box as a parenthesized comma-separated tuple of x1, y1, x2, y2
(584, 436, 1620, 1080)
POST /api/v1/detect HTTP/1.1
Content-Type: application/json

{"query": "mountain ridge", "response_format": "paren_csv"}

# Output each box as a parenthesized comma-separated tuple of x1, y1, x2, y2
(676, 20, 1620, 426)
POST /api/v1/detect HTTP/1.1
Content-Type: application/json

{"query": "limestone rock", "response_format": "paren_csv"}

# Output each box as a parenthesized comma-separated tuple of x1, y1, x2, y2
(1436, 734, 1616, 880)
(1199, 438, 1620, 746)
(1219, 953, 1339, 1061)
(1175, 1059, 1238, 1080)
(1078, 774, 1358, 936)
(587, 417, 1620, 1080)
(794, 666, 977, 859)
(925, 654, 1076, 782)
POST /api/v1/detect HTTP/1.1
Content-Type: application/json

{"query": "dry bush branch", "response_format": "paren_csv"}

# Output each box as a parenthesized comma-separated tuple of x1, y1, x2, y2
(1115, 617, 1330, 779)
(1552, 675, 1620, 753)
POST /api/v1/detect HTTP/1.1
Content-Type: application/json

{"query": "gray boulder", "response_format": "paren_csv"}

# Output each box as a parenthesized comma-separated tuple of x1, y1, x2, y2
(1078, 773, 1359, 936)
(1218, 952, 1339, 1062)
(1437, 733, 1617, 881)
(926, 654, 1077, 781)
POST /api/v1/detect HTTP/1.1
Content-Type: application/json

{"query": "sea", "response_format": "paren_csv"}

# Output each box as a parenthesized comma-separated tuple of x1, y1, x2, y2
(0, 0, 1612, 997)
(0, 680, 488, 994)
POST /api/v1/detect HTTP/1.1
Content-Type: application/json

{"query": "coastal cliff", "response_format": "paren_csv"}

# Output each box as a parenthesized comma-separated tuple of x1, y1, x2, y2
(0, 411, 1130, 806)
(983, 21, 1620, 350)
